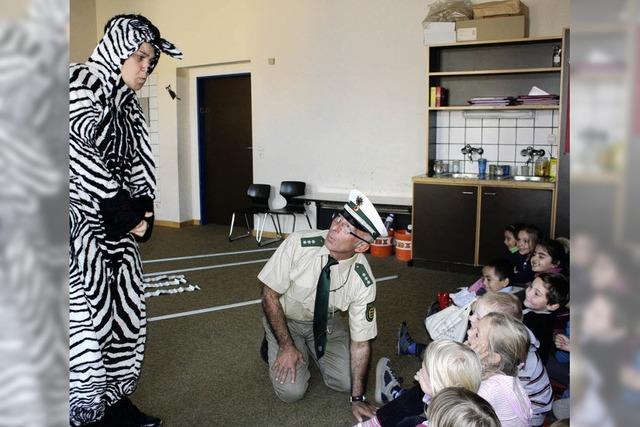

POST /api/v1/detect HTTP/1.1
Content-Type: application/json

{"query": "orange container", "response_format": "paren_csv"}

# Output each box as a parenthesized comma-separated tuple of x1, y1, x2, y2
(394, 230, 412, 261)
(370, 230, 394, 257)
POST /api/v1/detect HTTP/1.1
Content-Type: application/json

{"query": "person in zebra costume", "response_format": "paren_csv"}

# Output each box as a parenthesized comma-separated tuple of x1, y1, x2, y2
(69, 14, 181, 427)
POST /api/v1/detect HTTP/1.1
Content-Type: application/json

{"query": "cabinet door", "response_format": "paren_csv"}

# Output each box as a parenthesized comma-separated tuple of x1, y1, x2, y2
(413, 184, 477, 264)
(479, 187, 553, 264)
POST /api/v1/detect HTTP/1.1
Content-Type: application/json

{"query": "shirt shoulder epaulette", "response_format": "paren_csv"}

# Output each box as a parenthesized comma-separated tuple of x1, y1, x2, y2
(300, 235, 325, 247)
(354, 263, 374, 287)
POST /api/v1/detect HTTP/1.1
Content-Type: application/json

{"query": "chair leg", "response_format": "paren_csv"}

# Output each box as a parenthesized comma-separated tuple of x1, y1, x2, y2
(228, 211, 251, 242)
(257, 213, 282, 247)
(304, 212, 312, 229)
(290, 213, 297, 233)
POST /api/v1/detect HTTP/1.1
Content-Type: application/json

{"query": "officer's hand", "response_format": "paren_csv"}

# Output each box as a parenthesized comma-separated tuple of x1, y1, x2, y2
(351, 401, 377, 422)
(272, 344, 303, 384)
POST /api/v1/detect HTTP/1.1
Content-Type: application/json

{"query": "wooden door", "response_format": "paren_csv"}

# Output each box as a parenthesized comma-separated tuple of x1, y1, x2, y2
(479, 187, 553, 264)
(197, 74, 253, 225)
(413, 183, 477, 265)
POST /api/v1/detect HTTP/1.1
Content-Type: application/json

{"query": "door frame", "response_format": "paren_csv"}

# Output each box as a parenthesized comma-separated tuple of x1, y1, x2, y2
(196, 72, 252, 224)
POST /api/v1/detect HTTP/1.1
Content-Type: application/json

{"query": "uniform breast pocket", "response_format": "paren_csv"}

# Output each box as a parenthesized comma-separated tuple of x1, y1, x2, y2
(287, 282, 315, 303)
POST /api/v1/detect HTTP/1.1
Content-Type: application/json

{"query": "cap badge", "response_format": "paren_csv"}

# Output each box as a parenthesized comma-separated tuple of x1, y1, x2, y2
(354, 195, 364, 211)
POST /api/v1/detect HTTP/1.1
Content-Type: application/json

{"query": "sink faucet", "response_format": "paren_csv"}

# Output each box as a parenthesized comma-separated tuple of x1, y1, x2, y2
(520, 146, 545, 165)
(460, 144, 484, 161)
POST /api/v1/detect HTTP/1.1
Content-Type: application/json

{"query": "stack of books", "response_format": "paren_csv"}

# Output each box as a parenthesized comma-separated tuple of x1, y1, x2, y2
(467, 96, 516, 106)
(430, 86, 447, 107)
(515, 94, 559, 105)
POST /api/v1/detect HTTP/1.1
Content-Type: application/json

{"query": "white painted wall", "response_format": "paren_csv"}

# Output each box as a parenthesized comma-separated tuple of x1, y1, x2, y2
(86, 0, 570, 224)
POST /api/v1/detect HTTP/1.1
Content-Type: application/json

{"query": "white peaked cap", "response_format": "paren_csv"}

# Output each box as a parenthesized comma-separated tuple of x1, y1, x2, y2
(343, 189, 388, 239)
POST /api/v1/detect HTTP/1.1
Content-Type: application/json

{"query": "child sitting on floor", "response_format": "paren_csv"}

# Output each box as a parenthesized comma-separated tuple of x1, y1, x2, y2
(470, 293, 553, 426)
(523, 272, 570, 364)
(422, 387, 500, 427)
(398, 259, 515, 357)
(356, 340, 483, 427)
(504, 223, 523, 255)
(449, 258, 515, 307)
(509, 224, 541, 285)
(375, 313, 533, 427)
(530, 238, 568, 277)
(466, 312, 533, 427)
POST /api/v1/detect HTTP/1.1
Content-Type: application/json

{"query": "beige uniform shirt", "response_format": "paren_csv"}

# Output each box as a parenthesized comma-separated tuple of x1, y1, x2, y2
(258, 230, 377, 342)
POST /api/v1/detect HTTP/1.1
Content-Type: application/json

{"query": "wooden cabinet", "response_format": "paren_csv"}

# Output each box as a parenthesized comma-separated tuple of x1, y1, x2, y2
(478, 187, 553, 264)
(413, 183, 477, 264)
(413, 181, 553, 267)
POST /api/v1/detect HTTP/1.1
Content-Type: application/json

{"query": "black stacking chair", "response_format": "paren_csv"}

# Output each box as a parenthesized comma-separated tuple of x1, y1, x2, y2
(269, 181, 313, 233)
(228, 184, 282, 246)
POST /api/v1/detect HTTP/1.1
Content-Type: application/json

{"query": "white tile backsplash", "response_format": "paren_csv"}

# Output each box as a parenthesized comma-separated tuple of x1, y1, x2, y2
(482, 127, 499, 144)
(436, 130, 449, 144)
(499, 127, 516, 145)
(466, 127, 482, 144)
(498, 144, 517, 162)
(436, 144, 449, 159)
(466, 118, 482, 127)
(449, 144, 466, 160)
(482, 145, 498, 160)
(534, 128, 553, 146)
(450, 127, 465, 143)
(517, 118, 534, 127)
(516, 127, 534, 145)
(437, 111, 450, 127)
(450, 111, 466, 127)
(535, 110, 553, 127)
(431, 109, 559, 169)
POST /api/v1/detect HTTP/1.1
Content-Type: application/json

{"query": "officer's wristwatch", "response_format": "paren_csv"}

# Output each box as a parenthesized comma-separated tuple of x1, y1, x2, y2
(349, 395, 367, 404)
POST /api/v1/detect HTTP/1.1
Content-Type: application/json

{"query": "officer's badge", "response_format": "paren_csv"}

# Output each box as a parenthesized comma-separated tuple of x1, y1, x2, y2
(353, 195, 364, 211)
(366, 302, 375, 322)
(354, 263, 373, 287)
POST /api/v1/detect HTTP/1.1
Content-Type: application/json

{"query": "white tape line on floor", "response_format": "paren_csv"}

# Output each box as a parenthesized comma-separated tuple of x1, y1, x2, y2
(148, 275, 400, 322)
(143, 247, 277, 264)
(144, 258, 270, 277)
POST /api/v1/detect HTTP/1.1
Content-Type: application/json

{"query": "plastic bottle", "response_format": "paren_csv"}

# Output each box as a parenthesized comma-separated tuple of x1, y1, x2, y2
(383, 213, 395, 231)
(534, 157, 545, 177)
(549, 157, 558, 179)
(552, 46, 562, 67)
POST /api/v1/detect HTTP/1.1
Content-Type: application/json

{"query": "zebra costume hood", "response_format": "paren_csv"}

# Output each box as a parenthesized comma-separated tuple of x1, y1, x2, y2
(69, 15, 181, 426)
(88, 14, 182, 93)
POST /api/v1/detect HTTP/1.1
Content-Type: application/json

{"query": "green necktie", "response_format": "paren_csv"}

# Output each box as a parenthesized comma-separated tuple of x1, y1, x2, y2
(313, 255, 338, 359)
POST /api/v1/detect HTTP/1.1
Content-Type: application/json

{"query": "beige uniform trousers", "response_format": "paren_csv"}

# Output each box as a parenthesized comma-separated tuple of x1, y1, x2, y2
(262, 316, 351, 403)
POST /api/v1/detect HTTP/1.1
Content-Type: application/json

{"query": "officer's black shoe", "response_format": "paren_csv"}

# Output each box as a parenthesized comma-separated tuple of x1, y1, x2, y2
(260, 334, 268, 363)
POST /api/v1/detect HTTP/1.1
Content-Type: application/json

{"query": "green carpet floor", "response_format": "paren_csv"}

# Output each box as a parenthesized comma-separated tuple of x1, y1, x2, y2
(132, 224, 477, 426)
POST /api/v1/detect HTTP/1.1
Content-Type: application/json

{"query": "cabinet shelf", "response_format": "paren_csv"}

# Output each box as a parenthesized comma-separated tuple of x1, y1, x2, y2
(430, 67, 560, 76)
(428, 35, 562, 48)
(429, 105, 559, 111)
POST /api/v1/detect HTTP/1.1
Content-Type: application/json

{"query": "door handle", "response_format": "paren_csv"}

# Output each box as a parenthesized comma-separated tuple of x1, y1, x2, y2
(483, 192, 497, 196)
(461, 191, 474, 195)
(246, 147, 253, 150)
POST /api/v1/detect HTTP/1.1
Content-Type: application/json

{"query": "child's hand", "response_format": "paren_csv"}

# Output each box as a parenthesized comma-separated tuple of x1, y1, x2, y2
(554, 333, 570, 352)
(414, 366, 431, 395)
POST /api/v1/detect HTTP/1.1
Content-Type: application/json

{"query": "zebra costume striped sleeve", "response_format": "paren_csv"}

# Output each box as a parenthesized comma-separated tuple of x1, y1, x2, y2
(69, 15, 181, 426)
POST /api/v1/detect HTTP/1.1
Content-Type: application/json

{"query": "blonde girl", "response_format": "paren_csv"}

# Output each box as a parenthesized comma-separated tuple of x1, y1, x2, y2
(467, 312, 533, 427)
(359, 341, 482, 427)
(425, 387, 500, 427)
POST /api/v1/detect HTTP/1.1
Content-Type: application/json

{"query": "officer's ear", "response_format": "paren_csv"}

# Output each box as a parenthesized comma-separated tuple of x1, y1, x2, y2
(354, 239, 370, 254)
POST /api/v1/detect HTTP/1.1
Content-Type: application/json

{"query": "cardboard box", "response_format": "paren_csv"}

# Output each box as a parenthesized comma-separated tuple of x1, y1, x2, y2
(456, 15, 528, 42)
(472, 0, 529, 19)
(423, 22, 456, 45)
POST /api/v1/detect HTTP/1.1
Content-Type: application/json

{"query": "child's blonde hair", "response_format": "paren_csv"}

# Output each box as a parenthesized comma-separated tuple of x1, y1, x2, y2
(423, 340, 482, 394)
(481, 312, 529, 377)
(426, 387, 500, 427)
(477, 292, 523, 320)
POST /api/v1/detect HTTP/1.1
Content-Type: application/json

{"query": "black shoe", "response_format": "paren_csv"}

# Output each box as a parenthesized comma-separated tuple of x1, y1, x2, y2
(108, 397, 163, 427)
(260, 334, 268, 363)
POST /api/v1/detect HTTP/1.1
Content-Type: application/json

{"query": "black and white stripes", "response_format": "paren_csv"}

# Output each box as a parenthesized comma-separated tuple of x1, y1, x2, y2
(69, 15, 181, 426)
